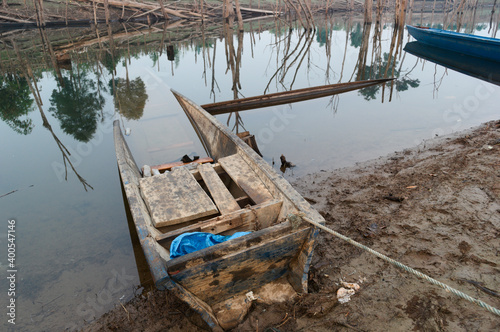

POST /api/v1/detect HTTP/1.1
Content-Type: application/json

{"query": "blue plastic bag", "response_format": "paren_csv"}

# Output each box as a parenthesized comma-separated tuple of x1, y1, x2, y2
(170, 231, 251, 259)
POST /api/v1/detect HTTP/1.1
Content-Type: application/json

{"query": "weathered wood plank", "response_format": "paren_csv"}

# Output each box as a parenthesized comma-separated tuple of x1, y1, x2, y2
(170, 228, 310, 304)
(114, 120, 169, 274)
(148, 157, 213, 174)
(287, 227, 319, 293)
(198, 163, 240, 215)
(239, 6, 278, 15)
(140, 167, 218, 227)
(155, 199, 282, 245)
(115, 122, 221, 327)
(236, 131, 262, 157)
(199, 199, 282, 233)
(166, 221, 293, 272)
(219, 154, 273, 204)
(161, 275, 223, 331)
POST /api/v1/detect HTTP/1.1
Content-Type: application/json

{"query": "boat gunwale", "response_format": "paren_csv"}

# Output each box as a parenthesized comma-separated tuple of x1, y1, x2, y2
(114, 120, 171, 286)
(171, 89, 325, 227)
(166, 218, 305, 272)
(407, 25, 500, 46)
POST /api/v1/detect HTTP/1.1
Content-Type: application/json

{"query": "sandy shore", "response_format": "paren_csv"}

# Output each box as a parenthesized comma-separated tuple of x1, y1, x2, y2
(83, 120, 500, 331)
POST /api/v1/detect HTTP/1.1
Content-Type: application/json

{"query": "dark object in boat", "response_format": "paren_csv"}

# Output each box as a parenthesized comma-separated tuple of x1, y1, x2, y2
(180, 155, 199, 163)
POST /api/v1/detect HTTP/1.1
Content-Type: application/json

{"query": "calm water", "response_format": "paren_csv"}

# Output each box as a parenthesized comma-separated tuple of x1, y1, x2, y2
(1, 8, 499, 331)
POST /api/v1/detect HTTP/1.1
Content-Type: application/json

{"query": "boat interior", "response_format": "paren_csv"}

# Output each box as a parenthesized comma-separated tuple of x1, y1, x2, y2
(140, 153, 285, 260)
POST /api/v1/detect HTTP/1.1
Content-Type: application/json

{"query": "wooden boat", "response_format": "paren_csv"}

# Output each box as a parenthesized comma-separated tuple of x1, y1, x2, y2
(406, 25, 500, 62)
(114, 90, 324, 331)
(404, 41, 500, 85)
(201, 78, 394, 115)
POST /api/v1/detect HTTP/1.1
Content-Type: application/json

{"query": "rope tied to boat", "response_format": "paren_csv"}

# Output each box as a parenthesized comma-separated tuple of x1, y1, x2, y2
(290, 213, 500, 317)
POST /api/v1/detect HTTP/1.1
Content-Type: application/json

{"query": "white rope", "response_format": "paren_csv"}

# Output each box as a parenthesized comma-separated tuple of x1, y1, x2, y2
(291, 214, 500, 317)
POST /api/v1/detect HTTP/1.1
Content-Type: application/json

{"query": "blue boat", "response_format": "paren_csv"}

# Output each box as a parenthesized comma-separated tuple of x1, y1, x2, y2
(406, 25, 500, 62)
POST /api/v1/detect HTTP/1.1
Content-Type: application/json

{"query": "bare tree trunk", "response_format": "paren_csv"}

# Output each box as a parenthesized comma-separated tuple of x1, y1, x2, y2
(224, 0, 234, 20)
(93, 0, 98, 25)
(364, 0, 373, 24)
(234, 0, 244, 31)
(104, 0, 110, 24)
(302, 0, 315, 23)
(296, 0, 313, 27)
(283, 0, 306, 28)
(38, 0, 45, 25)
(489, 0, 497, 34)
(39, 28, 64, 86)
(158, 0, 170, 20)
(199, 0, 204, 21)
(34, 0, 46, 26)
(65, 0, 69, 24)
(355, 21, 372, 81)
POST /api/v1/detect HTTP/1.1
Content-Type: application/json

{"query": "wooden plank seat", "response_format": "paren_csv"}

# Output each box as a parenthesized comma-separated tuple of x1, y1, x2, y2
(144, 157, 214, 175)
(198, 163, 240, 215)
(139, 167, 218, 227)
(155, 199, 283, 246)
(218, 154, 273, 204)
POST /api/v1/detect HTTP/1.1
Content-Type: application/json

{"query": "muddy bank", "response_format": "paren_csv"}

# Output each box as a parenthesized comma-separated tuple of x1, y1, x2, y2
(83, 120, 499, 331)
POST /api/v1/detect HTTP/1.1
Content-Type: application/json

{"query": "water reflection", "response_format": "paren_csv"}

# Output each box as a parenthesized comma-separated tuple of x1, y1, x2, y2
(0, 8, 495, 188)
(49, 70, 106, 143)
(404, 41, 500, 85)
(6, 37, 96, 191)
(0, 74, 35, 135)
(0, 6, 499, 331)
(112, 77, 148, 120)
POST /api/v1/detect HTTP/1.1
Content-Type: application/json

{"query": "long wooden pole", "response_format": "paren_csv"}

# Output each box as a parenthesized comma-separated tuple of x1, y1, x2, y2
(201, 78, 394, 115)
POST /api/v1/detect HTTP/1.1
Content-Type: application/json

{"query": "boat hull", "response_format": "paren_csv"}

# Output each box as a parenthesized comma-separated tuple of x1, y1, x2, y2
(406, 25, 500, 62)
(114, 90, 324, 330)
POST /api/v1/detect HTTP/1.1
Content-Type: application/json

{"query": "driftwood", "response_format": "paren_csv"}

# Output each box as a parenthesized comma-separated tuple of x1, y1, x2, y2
(201, 78, 394, 115)
(0, 14, 31, 23)
(52, 20, 197, 55)
(73, 0, 202, 19)
(239, 6, 277, 16)
(0, 1, 279, 29)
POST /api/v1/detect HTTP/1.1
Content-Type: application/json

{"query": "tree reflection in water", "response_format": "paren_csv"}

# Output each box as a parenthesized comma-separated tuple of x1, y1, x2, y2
(49, 73, 105, 143)
(0, 74, 35, 135)
(111, 77, 148, 120)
